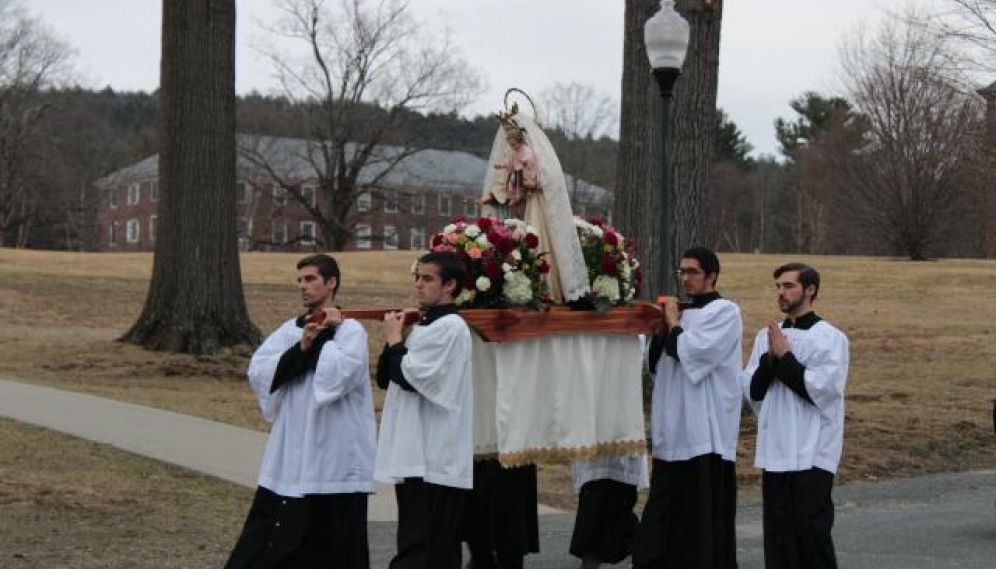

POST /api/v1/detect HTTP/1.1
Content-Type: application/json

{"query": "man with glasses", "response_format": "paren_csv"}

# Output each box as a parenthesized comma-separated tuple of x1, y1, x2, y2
(632, 247, 743, 569)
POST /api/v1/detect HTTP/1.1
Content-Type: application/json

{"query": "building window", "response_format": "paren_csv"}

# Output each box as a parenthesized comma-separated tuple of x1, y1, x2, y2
(300, 221, 316, 246)
(383, 190, 398, 213)
(383, 225, 398, 250)
(272, 220, 287, 244)
(236, 181, 249, 204)
(357, 191, 371, 213)
(410, 193, 424, 215)
(273, 186, 288, 207)
(150, 180, 159, 203)
(410, 227, 425, 251)
(126, 219, 140, 244)
(237, 218, 250, 239)
(464, 198, 478, 217)
(109, 222, 118, 245)
(438, 193, 451, 217)
(301, 185, 317, 209)
(109, 187, 118, 209)
(149, 215, 157, 242)
(127, 183, 140, 206)
(355, 224, 372, 250)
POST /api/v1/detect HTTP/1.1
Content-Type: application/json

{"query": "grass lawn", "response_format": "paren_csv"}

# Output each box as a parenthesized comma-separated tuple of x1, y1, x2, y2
(1, 248, 994, 567)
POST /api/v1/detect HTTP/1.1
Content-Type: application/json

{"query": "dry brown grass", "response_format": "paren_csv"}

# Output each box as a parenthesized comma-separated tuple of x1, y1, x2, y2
(1, 249, 995, 519)
(0, 417, 251, 569)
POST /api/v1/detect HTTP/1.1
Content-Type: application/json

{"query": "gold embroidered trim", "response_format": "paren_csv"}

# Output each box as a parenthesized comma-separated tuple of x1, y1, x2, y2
(495, 439, 647, 467)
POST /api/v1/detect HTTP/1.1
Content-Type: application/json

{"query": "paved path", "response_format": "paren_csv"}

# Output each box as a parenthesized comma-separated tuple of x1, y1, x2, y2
(2, 378, 994, 568)
(0, 378, 558, 522)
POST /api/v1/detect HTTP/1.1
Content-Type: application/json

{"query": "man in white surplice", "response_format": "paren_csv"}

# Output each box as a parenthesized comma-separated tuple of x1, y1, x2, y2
(225, 254, 376, 569)
(375, 251, 473, 569)
(633, 247, 743, 569)
(742, 262, 849, 569)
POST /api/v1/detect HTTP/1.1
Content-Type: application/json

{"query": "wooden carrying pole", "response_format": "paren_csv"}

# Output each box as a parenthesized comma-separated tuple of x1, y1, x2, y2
(341, 302, 669, 342)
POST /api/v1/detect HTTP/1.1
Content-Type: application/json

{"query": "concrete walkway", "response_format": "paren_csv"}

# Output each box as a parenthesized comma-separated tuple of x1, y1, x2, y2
(0, 378, 558, 522)
(2, 378, 995, 568)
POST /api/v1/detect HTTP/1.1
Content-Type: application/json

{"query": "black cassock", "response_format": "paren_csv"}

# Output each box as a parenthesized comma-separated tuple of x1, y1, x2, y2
(632, 454, 737, 569)
(462, 458, 540, 569)
(570, 478, 639, 565)
(224, 486, 369, 569)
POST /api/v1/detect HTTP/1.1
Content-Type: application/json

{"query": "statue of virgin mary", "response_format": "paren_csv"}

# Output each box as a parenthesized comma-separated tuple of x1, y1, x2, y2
(480, 98, 590, 304)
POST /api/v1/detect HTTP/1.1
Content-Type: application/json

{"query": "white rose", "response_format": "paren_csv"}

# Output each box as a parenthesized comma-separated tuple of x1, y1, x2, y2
(592, 275, 621, 303)
(502, 271, 534, 304)
(502, 262, 513, 273)
(456, 288, 476, 305)
(591, 226, 604, 239)
(511, 249, 522, 261)
(476, 276, 492, 292)
(444, 223, 457, 234)
(465, 225, 481, 238)
(525, 225, 539, 236)
(504, 218, 524, 229)
(476, 234, 490, 248)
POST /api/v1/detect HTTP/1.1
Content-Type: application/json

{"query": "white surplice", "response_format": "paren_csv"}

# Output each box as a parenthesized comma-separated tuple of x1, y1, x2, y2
(650, 298, 743, 462)
(375, 314, 474, 489)
(742, 320, 850, 473)
(247, 318, 376, 497)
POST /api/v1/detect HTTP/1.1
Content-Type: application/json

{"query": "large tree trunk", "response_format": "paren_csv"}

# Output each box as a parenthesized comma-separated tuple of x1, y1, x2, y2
(122, 0, 260, 353)
(616, 0, 723, 298)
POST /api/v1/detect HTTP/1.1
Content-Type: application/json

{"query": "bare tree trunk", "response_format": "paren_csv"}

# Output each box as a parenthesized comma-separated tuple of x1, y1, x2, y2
(616, 0, 723, 298)
(616, 0, 663, 300)
(122, 0, 260, 354)
(672, 0, 723, 252)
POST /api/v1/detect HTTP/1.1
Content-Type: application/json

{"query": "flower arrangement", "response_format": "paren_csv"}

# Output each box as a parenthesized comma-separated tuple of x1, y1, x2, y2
(424, 217, 550, 308)
(574, 217, 642, 312)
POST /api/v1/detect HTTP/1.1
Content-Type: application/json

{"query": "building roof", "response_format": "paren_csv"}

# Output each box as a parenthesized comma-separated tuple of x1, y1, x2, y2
(96, 134, 613, 205)
(979, 81, 996, 96)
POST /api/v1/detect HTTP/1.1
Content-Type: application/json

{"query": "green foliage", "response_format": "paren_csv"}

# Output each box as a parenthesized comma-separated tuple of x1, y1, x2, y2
(774, 91, 852, 158)
(714, 108, 754, 170)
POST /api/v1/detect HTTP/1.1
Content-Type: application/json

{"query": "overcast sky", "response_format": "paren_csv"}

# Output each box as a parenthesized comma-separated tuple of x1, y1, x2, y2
(28, 0, 946, 157)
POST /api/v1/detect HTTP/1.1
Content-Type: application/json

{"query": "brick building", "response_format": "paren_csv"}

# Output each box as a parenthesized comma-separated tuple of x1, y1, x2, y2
(95, 135, 613, 253)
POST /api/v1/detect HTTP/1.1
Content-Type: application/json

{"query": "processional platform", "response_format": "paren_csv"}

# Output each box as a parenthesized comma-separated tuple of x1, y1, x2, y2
(345, 302, 665, 466)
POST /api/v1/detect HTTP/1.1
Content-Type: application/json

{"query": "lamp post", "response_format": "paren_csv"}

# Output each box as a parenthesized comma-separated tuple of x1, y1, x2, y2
(644, 0, 689, 297)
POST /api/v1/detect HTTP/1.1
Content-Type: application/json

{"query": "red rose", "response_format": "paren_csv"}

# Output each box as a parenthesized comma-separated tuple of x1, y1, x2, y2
(590, 216, 605, 227)
(485, 260, 502, 278)
(497, 236, 515, 254)
(464, 277, 476, 290)
(524, 233, 539, 249)
(538, 260, 550, 274)
(602, 252, 618, 276)
(453, 215, 465, 223)
(478, 217, 493, 231)
(604, 231, 619, 246)
(431, 234, 444, 247)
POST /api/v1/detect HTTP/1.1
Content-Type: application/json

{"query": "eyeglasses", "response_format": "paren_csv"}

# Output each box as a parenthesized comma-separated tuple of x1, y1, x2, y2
(676, 268, 703, 277)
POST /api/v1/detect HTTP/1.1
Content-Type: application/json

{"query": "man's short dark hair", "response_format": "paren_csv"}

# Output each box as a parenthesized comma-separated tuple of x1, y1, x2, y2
(773, 262, 820, 302)
(419, 251, 467, 296)
(297, 254, 341, 295)
(681, 246, 720, 282)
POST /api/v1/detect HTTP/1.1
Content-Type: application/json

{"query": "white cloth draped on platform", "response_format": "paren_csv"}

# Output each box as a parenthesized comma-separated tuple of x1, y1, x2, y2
(471, 333, 646, 466)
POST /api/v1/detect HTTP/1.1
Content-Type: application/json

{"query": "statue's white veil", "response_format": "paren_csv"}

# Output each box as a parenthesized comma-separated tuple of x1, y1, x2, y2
(483, 106, 590, 303)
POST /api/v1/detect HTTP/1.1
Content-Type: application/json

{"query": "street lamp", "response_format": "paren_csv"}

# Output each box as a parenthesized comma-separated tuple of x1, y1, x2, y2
(644, 0, 689, 297)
